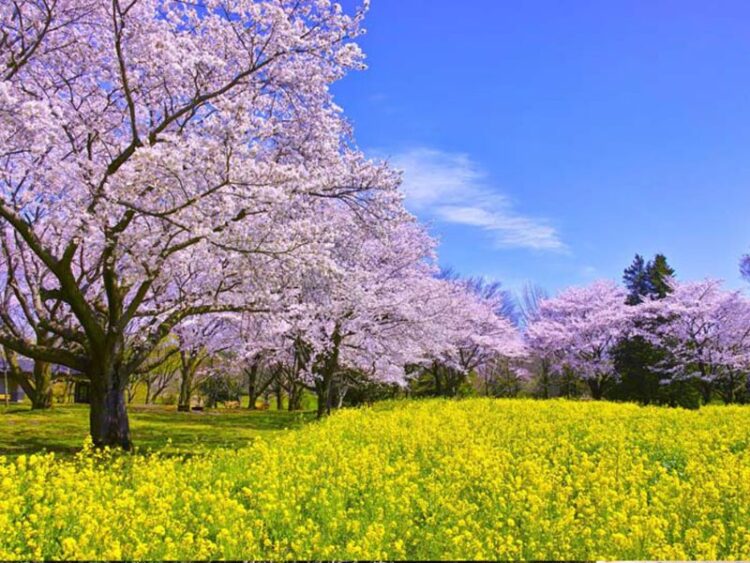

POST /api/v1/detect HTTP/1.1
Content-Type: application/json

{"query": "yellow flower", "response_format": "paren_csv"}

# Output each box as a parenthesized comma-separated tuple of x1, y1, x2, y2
(1, 399, 750, 560)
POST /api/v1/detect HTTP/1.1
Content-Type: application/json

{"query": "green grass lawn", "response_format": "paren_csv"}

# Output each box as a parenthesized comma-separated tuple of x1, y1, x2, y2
(0, 403, 316, 457)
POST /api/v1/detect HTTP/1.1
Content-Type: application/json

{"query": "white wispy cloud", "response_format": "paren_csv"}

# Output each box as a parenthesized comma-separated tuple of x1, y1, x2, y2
(581, 265, 599, 278)
(389, 147, 566, 252)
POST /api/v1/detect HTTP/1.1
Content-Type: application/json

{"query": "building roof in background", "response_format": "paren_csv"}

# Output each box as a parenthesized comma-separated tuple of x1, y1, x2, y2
(0, 356, 77, 375)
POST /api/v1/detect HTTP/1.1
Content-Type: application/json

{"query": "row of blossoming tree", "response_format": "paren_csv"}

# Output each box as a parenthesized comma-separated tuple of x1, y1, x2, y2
(0, 0, 524, 448)
(525, 260, 750, 407)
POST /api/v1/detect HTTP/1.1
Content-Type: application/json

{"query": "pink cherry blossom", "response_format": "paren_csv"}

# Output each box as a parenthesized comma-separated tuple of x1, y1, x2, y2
(525, 280, 633, 399)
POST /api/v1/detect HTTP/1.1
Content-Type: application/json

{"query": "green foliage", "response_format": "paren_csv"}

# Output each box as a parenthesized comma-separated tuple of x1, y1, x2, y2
(623, 253, 675, 304)
(339, 380, 401, 407)
(160, 393, 177, 406)
(199, 375, 243, 408)
(408, 363, 473, 397)
(658, 379, 703, 410)
(623, 254, 651, 305)
(648, 254, 675, 298)
(609, 336, 665, 404)
(612, 253, 678, 405)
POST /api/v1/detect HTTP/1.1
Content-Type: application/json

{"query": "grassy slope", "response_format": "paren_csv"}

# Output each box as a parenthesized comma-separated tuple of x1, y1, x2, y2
(0, 404, 316, 456)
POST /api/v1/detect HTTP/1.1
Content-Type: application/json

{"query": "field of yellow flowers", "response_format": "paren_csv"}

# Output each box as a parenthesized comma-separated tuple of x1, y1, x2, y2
(2, 398, 750, 560)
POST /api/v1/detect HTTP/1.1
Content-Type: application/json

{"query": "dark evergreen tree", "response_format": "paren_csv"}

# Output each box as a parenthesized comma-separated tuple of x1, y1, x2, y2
(623, 254, 651, 305)
(647, 254, 675, 299)
(609, 253, 679, 404)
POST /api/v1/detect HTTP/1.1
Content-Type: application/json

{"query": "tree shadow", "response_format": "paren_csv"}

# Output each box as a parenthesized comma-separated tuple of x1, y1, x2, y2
(0, 405, 316, 457)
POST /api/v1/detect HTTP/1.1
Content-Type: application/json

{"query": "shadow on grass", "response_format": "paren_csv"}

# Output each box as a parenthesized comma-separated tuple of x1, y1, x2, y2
(0, 404, 316, 457)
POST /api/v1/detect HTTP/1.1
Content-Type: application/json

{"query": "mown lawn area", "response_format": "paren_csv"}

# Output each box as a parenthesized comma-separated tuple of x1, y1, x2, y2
(0, 404, 315, 457)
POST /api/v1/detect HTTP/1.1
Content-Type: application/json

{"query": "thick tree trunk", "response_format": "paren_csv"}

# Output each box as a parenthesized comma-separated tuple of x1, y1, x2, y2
(316, 382, 326, 419)
(89, 370, 132, 450)
(697, 364, 713, 404)
(246, 364, 259, 410)
(336, 383, 348, 409)
(315, 329, 341, 418)
(315, 372, 334, 419)
(3, 348, 53, 409)
(30, 361, 53, 409)
(275, 382, 283, 410)
(178, 367, 192, 412)
(587, 378, 603, 400)
(247, 380, 258, 410)
(287, 382, 302, 411)
(539, 362, 551, 399)
(433, 364, 443, 396)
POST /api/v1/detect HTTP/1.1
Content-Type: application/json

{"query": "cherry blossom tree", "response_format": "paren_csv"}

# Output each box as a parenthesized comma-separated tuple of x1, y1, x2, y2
(172, 316, 235, 411)
(525, 280, 633, 399)
(0, 0, 403, 447)
(134, 344, 181, 405)
(272, 212, 444, 417)
(418, 276, 525, 397)
(0, 227, 69, 408)
(642, 279, 750, 403)
(229, 310, 289, 409)
(514, 283, 560, 398)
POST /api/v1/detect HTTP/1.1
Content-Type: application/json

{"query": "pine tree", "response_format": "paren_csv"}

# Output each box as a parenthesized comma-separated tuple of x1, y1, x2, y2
(647, 254, 675, 298)
(622, 253, 675, 304)
(623, 254, 651, 305)
(610, 254, 679, 405)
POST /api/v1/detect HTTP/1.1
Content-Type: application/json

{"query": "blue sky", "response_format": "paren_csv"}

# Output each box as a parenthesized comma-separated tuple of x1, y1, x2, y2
(333, 0, 750, 294)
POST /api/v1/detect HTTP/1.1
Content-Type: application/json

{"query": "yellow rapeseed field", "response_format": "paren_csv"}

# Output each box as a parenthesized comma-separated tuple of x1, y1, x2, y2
(1, 398, 750, 560)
